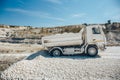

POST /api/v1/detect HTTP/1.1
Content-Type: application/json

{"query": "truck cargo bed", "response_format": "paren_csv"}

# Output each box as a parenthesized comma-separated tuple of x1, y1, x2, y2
(42, 32, 83, 47)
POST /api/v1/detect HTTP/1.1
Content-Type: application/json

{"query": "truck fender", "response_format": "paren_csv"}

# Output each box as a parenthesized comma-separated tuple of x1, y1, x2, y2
(49, 47, 63, 54)
(85, 44, 88, 53)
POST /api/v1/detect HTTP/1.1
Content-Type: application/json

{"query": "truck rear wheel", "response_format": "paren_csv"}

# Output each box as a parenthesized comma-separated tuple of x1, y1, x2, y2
(87, 46, 98, 57)
(50, 49, 62, 57)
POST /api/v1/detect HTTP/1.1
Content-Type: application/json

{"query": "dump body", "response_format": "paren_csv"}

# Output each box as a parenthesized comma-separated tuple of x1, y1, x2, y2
(42, 29, 84, 47)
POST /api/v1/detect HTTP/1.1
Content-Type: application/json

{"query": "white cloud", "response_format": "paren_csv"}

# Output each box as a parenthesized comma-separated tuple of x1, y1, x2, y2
(72, 13, 86, 18)
(17, 0, 24, 5)
(112, 15, 120, 21)
(5, 8, 65, 21)
(103, 7, 120, 21)
(46, 0, 62, 4)
(16, 0, 25, 7)
(6, 8, 28, 13)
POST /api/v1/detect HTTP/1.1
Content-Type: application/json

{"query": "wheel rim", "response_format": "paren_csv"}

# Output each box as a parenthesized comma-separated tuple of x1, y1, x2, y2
(53, 50, 60, 56)
(88, 47, 96, 55)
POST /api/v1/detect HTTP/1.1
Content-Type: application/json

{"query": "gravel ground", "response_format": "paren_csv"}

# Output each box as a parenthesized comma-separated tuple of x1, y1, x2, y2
(0, 54, 30, 71)
(0, 56, 25, 80)
(1, 47, 120, 80)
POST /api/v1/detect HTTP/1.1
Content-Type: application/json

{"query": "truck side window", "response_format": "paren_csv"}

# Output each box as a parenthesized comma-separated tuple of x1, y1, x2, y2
(92, 27, 101, 34)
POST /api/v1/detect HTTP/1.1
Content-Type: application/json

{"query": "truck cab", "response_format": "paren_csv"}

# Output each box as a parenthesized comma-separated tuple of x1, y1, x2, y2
(85, 25, 106, 50)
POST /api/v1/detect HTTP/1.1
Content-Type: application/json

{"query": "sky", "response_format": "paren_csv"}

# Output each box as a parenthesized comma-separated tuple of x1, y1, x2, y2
(0, 0, 120, 27)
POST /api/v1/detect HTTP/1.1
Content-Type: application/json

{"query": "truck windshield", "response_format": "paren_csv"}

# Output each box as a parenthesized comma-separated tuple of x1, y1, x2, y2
(92, 27, 101, 34)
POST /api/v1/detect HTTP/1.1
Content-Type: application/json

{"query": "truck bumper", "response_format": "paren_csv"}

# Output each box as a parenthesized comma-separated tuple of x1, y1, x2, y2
(99, 44, 106, 51)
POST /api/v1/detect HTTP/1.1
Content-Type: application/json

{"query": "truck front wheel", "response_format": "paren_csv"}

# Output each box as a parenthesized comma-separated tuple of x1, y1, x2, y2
(50, 49, 62, 57)
(87, 46, 98, 57)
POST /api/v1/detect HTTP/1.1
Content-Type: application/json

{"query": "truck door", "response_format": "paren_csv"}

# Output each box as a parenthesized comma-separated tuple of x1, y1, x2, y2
(86, 26, 106, 44)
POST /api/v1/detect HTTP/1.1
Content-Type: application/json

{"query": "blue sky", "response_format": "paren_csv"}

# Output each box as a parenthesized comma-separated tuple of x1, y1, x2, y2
(0, 0, 120, 27)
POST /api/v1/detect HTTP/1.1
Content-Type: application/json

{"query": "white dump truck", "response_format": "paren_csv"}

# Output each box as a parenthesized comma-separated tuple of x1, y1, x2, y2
(42, 25, 106, 57)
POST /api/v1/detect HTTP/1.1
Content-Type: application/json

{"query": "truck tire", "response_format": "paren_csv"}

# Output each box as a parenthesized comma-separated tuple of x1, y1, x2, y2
(50, 49, 62, 57)
(87, 46, 98, 57)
